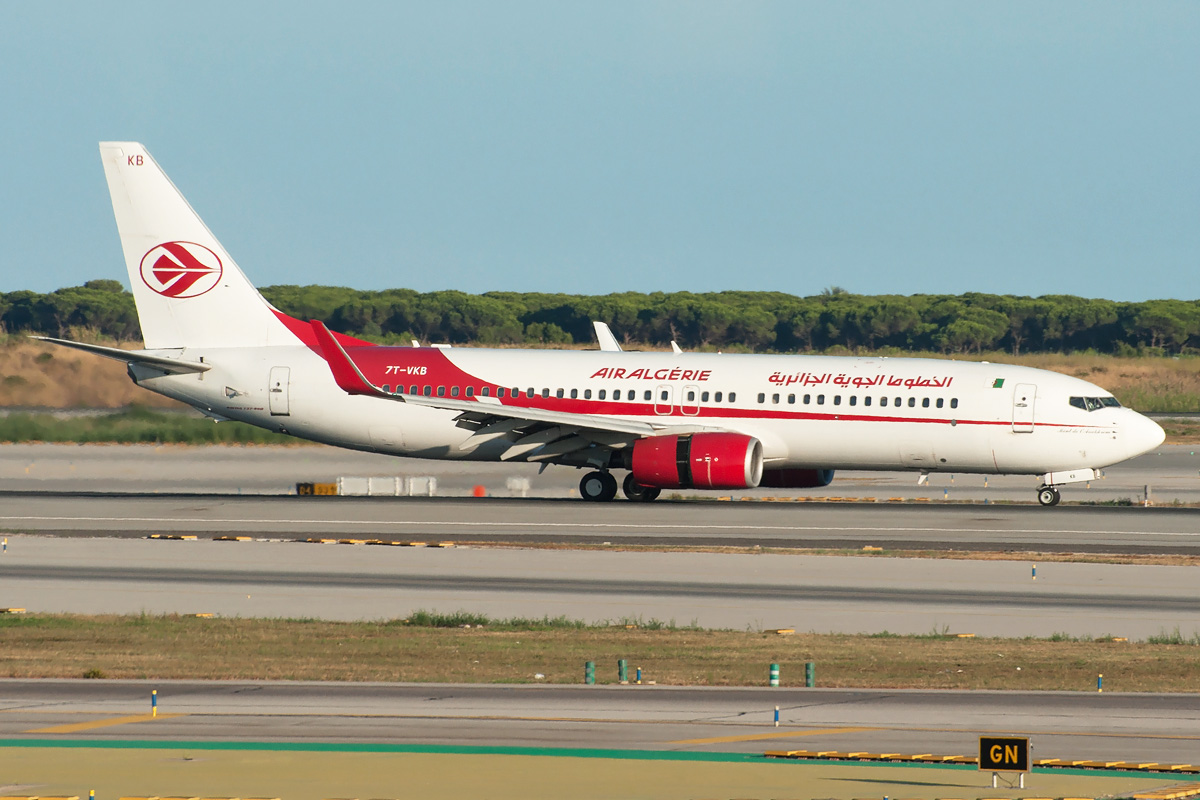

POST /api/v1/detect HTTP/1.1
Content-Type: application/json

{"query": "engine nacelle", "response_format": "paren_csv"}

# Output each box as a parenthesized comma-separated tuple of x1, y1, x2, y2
(631, 433, 764, 490)
(758, 468, 836, 489)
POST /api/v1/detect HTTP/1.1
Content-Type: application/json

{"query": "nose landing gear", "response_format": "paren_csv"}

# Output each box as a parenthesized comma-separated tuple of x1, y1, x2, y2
(1037, 485, 1061, 507)
(579, 471, 618, 502)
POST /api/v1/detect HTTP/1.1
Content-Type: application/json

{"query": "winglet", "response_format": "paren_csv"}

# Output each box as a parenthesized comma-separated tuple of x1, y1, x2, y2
(310, 320, 379, 396)
(592, 321, 623, 352)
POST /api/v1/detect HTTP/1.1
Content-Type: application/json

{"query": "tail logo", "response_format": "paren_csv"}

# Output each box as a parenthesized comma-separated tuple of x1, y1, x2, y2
(140, 242, 224, 298)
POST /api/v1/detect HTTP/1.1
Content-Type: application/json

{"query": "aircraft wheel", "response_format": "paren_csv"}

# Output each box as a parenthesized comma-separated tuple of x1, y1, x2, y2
(622, 473, 661, 502)
(580, 471, 618, 502)
(1037, 486, 1061, 507)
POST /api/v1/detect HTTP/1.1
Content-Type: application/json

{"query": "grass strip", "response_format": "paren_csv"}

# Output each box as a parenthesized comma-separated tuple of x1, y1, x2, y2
(0, 407, 295, 444)
(4, 613, 1200, 691)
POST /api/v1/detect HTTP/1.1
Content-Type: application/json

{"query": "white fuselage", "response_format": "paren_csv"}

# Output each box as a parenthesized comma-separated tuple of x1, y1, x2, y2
(133, 344, 1163, 477)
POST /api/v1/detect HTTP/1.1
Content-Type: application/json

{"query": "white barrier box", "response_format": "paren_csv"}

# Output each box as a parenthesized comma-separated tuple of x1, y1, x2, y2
(336, 476, 437, 496)
(506, 476, 531, 497)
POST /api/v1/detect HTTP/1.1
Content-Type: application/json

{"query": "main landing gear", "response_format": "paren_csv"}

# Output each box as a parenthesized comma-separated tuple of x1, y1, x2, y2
(579, 471, 617, 502)
(578, 471, 662, 502)
(1037, 485, 1061, 507)
(622, 473, 661, 502)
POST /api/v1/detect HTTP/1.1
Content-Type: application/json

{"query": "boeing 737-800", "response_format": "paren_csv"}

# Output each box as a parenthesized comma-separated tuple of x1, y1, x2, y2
(38, 143, 1165, 505)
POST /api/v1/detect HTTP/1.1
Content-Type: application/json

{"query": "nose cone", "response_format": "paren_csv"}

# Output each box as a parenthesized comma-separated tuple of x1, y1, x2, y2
(1127, 412, 1166, 458)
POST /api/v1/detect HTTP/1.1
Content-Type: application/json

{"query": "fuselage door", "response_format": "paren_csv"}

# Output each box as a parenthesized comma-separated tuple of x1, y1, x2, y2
(680, 385, 700, 416)
(1012, 383, 1036, 433)
(269, 366, 291, 416)
(654, 384, 674, 416)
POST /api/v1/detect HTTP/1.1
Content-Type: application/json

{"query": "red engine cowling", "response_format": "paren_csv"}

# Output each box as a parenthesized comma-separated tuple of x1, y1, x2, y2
(631, 433, 764, 490)
(758, 468, 835, 489)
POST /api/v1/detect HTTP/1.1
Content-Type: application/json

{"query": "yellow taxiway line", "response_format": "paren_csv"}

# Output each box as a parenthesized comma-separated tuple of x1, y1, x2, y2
(28, 712, 186, 734)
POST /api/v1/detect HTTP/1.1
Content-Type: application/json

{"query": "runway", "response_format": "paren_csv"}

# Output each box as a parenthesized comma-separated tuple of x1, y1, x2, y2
(2, 492, 1200, 554)
(4, 679, 1200, 764)
(3, 533, 1200, 637)
(3, 442, 1198, 504)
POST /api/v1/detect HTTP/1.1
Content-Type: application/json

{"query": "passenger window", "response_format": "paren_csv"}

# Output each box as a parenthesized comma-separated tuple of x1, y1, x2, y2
(584, 389, 592, 400)
(921, 397, 928, 408)
(437, 386, 446, 397)
(771, 393, 779, 404)
(382, 384, 391, 394)
(599, 389, 607, 400)
(526, 388, 534, 398)
(644, 390, 652, 401)
(613, 389, 622, 400)
(687, 390, 696, 402)
(409, 385, 417, 395)
(423, 385, 432, 396)
(787, 394, 795, 404)
(556, 388, 564, 399)
(496, 387, 505, 398)
(729, 392, 736, 402)
(907, 397, 915, 408)
(880, 396, 887, 407)
(804, 394, 811, 404)
(936, 397, 943, 408)
(466, 387, 474, 398)
(570, 388, 578, 399)
(450, 386, 459, 397)
(950, 398, 958, 409)
(849, 395, 857, 406)
(512, 387, 519, 397)
(833, 395, 841, 406)
(894, 396, 901, 407)
(541, 388, 550, 398)
(864, 396, 872, 407)
(817, 394, 825, 405)
(701, 391, 710, 402)
(714, 391, 723, 402)
(661, 390, 669, 401)
(757, 393, 765, 404)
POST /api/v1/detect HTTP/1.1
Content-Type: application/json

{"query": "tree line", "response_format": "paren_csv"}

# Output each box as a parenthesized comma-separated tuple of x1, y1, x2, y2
(4, 279, 1199, 356)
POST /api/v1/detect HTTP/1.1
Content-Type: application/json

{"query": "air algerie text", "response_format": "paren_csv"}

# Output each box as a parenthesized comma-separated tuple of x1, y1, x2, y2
(590, 367, 712, 381)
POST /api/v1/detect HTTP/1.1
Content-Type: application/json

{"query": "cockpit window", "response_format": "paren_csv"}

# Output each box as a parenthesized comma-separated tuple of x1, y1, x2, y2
(1070, 396, 1120, 412)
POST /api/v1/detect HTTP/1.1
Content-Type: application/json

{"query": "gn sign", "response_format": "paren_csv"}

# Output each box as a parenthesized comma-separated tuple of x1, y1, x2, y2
(979, 737, 1029, 772)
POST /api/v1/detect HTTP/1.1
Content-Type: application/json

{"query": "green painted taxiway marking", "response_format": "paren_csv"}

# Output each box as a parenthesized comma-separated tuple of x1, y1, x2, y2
(1, 738, 1197, 781)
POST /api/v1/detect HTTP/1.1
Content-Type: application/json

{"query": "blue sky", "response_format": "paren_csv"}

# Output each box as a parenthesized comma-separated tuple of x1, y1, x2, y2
(3, 1, 1197, 300)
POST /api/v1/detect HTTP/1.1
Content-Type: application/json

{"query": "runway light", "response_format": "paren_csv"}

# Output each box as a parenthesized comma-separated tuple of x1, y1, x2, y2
(151, 688, 157, 717)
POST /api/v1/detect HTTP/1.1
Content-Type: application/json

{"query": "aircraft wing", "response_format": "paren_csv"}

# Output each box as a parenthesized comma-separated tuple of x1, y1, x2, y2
(309, 321, 715, 461)
(33, 336, 211, 375)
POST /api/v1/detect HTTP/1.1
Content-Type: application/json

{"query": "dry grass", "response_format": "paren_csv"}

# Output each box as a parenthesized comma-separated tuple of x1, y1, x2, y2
(2, 614, 1198, 691)
(1008, 352, 1200, 413)
(0, 339, 180, 408)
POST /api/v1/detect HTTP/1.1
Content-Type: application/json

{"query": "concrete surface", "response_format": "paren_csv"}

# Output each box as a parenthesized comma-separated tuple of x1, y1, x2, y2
(2, 534, 1200, 637)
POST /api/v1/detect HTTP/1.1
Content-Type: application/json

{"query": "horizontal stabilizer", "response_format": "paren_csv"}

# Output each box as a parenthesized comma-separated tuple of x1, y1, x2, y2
(32, 336, 211, 375)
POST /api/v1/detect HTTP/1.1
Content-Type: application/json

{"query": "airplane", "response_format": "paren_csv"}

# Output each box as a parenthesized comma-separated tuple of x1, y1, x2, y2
(37, 142, 1166, 506)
